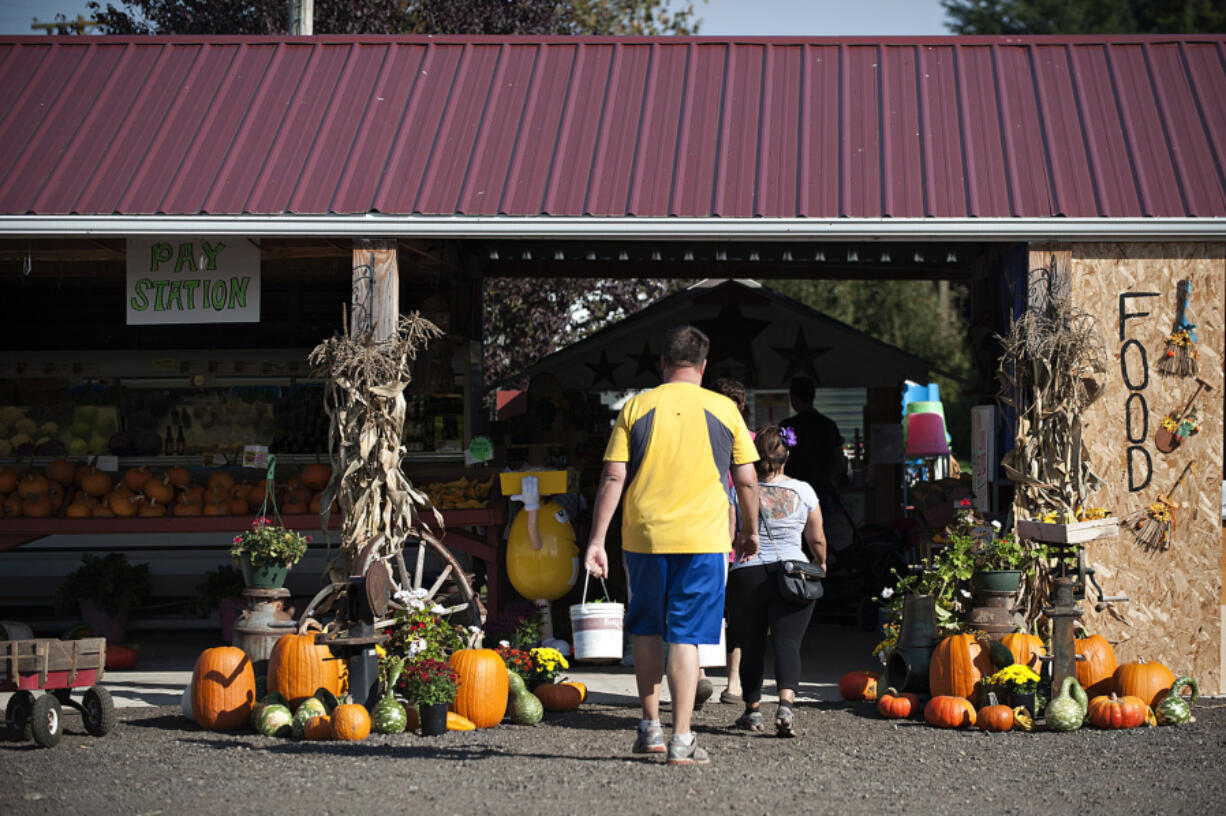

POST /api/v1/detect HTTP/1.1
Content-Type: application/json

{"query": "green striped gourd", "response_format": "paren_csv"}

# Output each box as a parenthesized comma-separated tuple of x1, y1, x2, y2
(1045, 676, 1086, 732)
(372, 657, 408, 735)
(508, 671, 543, 725)
(1155, 676, 1198, 725)
(255, 703, 293, 737)
(291, 696, 328, 739)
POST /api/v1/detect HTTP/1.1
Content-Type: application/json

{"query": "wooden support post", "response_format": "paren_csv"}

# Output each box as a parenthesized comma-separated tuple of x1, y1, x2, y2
(352, 239, 399, 341)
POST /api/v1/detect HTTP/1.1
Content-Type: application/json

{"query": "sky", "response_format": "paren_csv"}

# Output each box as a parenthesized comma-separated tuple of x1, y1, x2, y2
(0, 0, 952, 36)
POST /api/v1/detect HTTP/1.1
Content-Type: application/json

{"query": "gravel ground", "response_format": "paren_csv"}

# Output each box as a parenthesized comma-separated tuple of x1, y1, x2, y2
(3, 696, 1224, 816)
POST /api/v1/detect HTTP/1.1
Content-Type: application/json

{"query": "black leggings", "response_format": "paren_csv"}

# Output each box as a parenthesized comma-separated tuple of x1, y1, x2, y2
(727, 563, 815, 704)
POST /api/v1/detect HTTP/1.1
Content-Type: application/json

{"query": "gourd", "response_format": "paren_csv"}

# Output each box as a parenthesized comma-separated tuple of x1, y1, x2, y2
(254, 703, 293, 737)
(977, 692, 1014, 732)
(449, 648, 509, 729)
(924, 695, 976, 728)
(1011, 706, 1035, 732)
(507, 671, 544, 725)
(291, 696, 328, 739)
(446, 711, 477, 731)
(372, 658, 408, 735)
(191, 646, 256, 731)
(1087, 693, 1148, 730)
(313, 687, 340, 714)
(267, 631, 342, 709)
(1000, 632, 1046, 672)
(929, 634, 993, 704)
(838, 670, 879, 702)
(1045, 676, 1086, 732)
(1074, 633, 1118, 697)
(1113, 659, 1176, 709)
(1154, 676, 1198, 725)
(563, 680, 587, 703)
(249, 692, 286, 730)
(330, 699, 371, 741)
(876, 687, 921, 720)
(534, 682, 583, 712)
(980, 636, 1017, 671)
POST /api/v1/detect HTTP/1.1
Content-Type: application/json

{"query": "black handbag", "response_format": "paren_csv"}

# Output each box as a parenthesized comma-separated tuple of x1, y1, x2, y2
(761, 505, 824, 603)
(776, 559, 825, 603)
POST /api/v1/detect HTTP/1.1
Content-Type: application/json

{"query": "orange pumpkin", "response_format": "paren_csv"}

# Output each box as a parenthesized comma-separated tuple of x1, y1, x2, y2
(246, 480, 269, 508)
(449, 648, 509, 729)
(877, 688, 921, 719)
(165, 466, 191, 488)
(304, 715, 333, 741)
(977, 693, 1014, 732)
(203, 500, 228, 517)
(21, 495, 53, 518)
(2, 493, 23, 517)
(91, 504, 114, 518)
(929, 634, 993, 704)
(123, 466, 153, 492)
(534, 682, 583, 712)
(563, 680, 587, 704)
(144, 475, 175, 505)
(206, 471, 236, 494)
(267, 632, 343, 709)
(1087, 693, 1148, 729)
(0, 466, 17, 494)
(1074, 633, 1118, 697)
(18, 470, 49, 499)
(138, 497, 166, 517)
(191, 646, 256, 731)
(66, 500, 92, 519)
(45, 481, 65, 512)
(173, 494, 203, 517)
(1000, 632, 1046, 672)
(300, 463, 331, 492)
(80, 468, 113, 498)
(46, 459, 76, 487)
(330, 702, 371, 741)
(1113, 659, 1176, 709)
(282, 487, 309, 514)
(838, 670, 880, 701)
(228, 496, 250, 516)
(924, 695, 977, 729)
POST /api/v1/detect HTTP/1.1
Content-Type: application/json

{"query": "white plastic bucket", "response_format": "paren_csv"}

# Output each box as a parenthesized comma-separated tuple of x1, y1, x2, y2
(697, 621, 726, 668)
(570, 573, 624, 662)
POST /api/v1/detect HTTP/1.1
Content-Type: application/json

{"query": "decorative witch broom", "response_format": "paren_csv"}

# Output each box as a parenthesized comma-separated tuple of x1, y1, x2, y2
(1157, 279, 1198, 377)
(1123, 462, 1193, 551)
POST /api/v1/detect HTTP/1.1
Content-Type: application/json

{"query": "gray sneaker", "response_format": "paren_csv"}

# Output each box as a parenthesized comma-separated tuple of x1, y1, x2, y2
(632, 725, 665, 754)
(666, 735, 710, 766)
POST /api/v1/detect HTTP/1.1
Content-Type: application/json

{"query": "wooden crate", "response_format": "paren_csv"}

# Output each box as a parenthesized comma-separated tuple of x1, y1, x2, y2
(1015, 517, 1119, 544)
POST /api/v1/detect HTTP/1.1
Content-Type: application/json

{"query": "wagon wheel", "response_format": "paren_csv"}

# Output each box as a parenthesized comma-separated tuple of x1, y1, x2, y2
(82, 686, 115, 737)
(5, 690, 34, 741)
(30, 693, 62, 749)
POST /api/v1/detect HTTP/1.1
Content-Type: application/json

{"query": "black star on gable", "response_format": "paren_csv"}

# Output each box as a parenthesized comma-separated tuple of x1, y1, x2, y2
(586, 350, 623, 387)
(628, 341, 659, 378)
(772, 327, 831, 384)
(693, 306, 769, 373)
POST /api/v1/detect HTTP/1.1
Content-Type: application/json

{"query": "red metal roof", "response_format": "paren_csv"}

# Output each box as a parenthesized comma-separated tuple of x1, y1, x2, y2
(1, 34, 1224, 219)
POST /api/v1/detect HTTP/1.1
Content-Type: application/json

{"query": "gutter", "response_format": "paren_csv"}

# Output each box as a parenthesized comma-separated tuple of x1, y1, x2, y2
(1, 215, 1225, 241)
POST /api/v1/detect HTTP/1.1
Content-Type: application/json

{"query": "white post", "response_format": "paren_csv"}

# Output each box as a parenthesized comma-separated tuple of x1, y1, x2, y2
(289, 0, 313, 35)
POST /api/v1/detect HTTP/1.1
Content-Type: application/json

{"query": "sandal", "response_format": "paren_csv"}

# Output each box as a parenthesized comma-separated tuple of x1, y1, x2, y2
(775, 704, 796, 738)
(720, 690, 743, 705)
(734, 709, 765, 732)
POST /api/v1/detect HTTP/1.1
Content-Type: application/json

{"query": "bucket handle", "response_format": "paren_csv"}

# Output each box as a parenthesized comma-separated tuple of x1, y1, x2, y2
(581, 570, 611, 605)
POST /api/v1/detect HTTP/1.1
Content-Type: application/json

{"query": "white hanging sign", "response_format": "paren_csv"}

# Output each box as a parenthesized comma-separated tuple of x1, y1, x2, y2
(126, 237, 260, 324)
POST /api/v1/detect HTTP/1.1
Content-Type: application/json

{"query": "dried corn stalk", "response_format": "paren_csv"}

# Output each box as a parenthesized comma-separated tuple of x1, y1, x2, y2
(997, 256, 1108, 623)
(308, 312, 443, 573)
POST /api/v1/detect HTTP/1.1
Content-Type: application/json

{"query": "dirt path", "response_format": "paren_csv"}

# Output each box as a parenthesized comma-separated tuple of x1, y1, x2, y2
(4, 698, 1224, 815)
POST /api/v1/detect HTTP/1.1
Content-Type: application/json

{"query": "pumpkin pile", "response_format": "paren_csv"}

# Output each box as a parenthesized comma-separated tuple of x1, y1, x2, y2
(0, 461, 335, 520)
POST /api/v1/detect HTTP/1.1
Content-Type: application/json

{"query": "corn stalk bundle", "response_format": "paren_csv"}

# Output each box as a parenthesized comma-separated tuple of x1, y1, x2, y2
(308, 312, 443, 574)
(996, 259, 1108, 624)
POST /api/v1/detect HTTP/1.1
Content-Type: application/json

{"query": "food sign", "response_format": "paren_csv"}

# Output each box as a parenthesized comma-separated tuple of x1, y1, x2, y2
(126, 237, 260, 324)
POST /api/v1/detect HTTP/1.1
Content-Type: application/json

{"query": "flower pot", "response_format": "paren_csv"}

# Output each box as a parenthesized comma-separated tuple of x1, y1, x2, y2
(219, 596, 244, 645)
(239, 553, 289, 590)
(79, 599, 128, 644)
(1008, 691, 1036, 712)
(418, 702, 448, 736)
(971, 570, 1022, 594)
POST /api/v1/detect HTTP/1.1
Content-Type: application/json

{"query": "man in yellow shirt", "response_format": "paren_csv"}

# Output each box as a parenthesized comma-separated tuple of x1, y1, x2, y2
(585, 325, 759, 766)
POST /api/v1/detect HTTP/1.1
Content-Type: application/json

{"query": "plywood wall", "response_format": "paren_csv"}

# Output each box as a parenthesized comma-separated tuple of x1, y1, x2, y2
(1056, 242, 1225, 693)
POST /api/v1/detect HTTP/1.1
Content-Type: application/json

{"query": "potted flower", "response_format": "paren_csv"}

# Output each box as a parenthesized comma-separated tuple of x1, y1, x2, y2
(981, 663, 1042, 712)
(384, 595, 466, 662)
(193, 564, 246, 644)
(396, 657, 459, 735)
(229, 516, 309, 589)
(494, 642, 536, 684)
(55, 553, 151, 643)
(527, 646, 569, 689)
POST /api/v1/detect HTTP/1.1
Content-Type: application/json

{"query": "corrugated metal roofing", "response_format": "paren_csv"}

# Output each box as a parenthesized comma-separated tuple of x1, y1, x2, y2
(0, 35, 1224, 219)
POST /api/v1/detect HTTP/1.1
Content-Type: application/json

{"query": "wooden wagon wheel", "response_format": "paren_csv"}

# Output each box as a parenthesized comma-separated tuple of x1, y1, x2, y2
(296, 530, 485, 636)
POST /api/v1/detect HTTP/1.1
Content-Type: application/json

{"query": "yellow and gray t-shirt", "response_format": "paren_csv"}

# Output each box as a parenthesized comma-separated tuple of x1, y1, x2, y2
(604, 382, 758, 555)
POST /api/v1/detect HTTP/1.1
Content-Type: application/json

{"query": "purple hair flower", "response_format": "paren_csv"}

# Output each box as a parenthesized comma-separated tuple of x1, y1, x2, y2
(779, 427, 798, 448)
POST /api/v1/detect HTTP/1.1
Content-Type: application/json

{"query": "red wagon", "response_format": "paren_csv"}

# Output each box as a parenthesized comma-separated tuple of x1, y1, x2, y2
(2, 637, 114, 748)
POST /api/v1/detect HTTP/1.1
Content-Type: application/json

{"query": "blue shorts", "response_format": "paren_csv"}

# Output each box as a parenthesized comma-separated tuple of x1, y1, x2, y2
(624, 552, 726, 644)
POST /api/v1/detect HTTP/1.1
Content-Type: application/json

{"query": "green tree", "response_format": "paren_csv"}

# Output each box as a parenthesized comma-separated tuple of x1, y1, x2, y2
(941, 0, 1226, 34)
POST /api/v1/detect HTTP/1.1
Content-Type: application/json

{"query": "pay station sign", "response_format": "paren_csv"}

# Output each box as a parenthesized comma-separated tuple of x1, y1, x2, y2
(127, 237, 260, 324)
